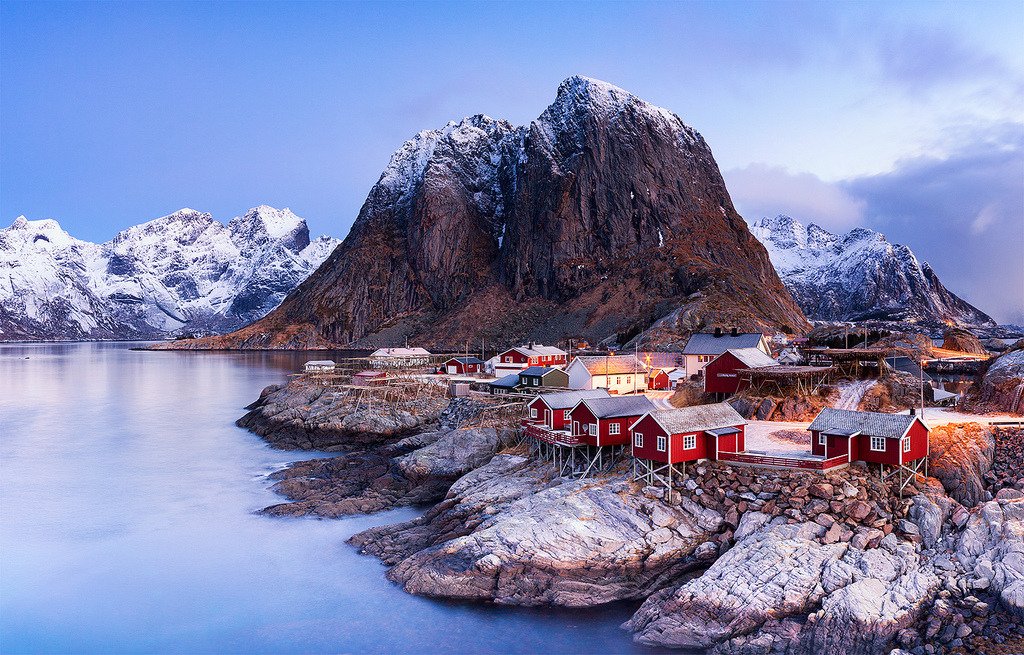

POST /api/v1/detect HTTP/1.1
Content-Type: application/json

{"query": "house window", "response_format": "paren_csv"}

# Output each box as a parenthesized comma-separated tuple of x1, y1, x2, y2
(530, 408, 537, 419)
(563, 410, 571, 421)
(633, 432, 643, 448)
(616, 377, 621, 385)
(818, 433, 826, 446)
(683, 434, 696, 450)
(590, 423, 598, 435)
(657, 435, 667, 451)
(698, 355, 712, 363)
(903, 436, 911, 453)
(504, 356, 511, 363)
(870, 436, 886, 452)
(609, 423, 620, 435)
(533, 379, 539, 386)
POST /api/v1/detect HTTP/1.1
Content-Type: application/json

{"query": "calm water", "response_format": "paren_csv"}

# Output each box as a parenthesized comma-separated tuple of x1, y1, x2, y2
(0, 342, 658, 654)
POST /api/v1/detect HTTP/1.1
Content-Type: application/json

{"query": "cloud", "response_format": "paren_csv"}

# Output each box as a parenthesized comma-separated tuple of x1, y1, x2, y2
(729, 123, 1024, 324)
(725, 164, 865, 230)
(842, 123, 1024, 324)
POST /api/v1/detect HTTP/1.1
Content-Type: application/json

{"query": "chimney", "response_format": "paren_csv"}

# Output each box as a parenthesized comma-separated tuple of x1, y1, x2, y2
(529, 341, 536, 349)
(908, 407, 915, 416)
(731, 327, 738, 337)
(714, 327, 722, 338)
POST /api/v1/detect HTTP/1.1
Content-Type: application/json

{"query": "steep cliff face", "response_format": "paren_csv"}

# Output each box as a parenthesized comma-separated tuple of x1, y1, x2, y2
(172, 77, 808, 350)
(750, 214, 995, 328)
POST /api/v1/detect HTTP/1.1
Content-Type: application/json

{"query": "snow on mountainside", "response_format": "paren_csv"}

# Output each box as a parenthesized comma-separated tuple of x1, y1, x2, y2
(0, 206, 339, 341)
(749, 214, 995, 328)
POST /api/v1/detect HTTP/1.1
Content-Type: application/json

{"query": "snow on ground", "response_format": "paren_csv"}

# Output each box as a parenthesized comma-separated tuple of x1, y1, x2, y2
(833, 380, 877, 410)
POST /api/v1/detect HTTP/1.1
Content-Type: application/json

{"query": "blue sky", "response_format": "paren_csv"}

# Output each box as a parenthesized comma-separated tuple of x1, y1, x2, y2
(2, 1, 1022, 322)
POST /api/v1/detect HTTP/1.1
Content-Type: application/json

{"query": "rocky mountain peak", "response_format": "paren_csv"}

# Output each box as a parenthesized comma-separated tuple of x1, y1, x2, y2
(229, 205, 310, 251)
(751, 214, 995, 328)
(173, 77, 809, 350)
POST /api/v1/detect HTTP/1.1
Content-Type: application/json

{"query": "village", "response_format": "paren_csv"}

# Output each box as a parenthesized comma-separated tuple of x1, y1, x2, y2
(297, 326, 1011, 498)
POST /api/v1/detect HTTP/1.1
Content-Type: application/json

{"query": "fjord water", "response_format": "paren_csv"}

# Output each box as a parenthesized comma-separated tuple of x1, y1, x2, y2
(0, 342, 655, 654)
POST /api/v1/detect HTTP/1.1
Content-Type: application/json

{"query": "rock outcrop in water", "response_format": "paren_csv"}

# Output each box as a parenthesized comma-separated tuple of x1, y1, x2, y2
(166, 76, 808, 350)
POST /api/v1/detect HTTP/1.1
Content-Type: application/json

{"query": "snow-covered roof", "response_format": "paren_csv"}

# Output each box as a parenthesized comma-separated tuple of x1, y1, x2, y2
(579, 395, 657, 419)
(490, 373, 522, 388)
(682, 333, 765, 355)
(371, 348, 431, 357)
(505, 343, 567, 358)
(571, 355, 647, 375)
(639, 403, 747, 435)
(808, 408, 922, 439)
(721, 348, 778, 369)
(534, 389, 610, 410)
(305, 360, 335, 366)
(520, 366, 564, 377)
(447, 356, 484, 365)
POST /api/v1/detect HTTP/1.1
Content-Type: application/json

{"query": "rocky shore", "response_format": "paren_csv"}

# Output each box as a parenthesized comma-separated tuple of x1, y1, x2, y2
(244, 377, 1024, 654)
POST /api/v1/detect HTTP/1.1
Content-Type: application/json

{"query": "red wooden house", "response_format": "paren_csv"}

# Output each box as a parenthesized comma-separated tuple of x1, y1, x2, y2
(568, 396, 657, 447)
(807, 408, 930, 490)
(524, 389, 611, 433)
(495, 343, 569, 377)
(647, 367, 674, 390)
(629, 403, 747, 485)
(703, 348, 778, 396)
(443, 356, 484, 375)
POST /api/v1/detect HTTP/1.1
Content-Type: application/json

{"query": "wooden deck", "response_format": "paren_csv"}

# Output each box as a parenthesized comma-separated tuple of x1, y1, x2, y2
(718, 450, 849, 471)
(521, 421, 586, 446)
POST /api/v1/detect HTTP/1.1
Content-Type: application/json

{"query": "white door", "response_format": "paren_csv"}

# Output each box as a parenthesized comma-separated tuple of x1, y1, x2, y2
(447, 365, 457, 374)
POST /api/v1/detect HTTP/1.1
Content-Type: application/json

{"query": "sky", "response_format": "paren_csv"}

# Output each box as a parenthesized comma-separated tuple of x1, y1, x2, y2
(2, 1, 1022, 323)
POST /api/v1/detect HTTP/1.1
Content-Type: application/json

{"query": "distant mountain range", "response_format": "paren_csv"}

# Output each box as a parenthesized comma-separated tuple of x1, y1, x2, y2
(0, 206, 339, 341)
(749, 214, 995, 328)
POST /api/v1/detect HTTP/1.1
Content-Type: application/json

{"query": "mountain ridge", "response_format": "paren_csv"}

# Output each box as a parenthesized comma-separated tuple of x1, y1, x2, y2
(749, 214, 995, 328)
(0, 206, 339, 341)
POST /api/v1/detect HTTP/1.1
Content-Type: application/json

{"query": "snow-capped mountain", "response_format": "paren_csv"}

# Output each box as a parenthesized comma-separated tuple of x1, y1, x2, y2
(0, 206, 339, 341)
(167, 76, 808, 350)
(749, 214, 995, 328)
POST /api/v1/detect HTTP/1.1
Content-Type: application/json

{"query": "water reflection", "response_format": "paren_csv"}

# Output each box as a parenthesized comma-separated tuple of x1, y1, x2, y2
(0, 342, 665, 654)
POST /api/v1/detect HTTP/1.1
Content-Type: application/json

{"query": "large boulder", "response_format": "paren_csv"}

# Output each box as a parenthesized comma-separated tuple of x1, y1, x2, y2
(956, 497, 1024, 617)
(927, 423, 996, 507)
(976, 348, 1024, 414)
(383, 476, 724, 606)
(627, 515, 938, 654)
(941, 327, 988, 355)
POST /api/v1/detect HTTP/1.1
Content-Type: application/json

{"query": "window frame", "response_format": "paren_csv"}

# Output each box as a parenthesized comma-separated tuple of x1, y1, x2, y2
(818, 433, 827, 446)
(683, 434, 696, 450)
(563, 409, 571, 421)
(633, 432, 643, 448)
(657, 435, 667, 452)
(902, 436, 911, 453)
(870, 436, 886, 452)
(530, 408, 537, 419)
(609, 423, 620, 435)
(589, 422, 598, 436)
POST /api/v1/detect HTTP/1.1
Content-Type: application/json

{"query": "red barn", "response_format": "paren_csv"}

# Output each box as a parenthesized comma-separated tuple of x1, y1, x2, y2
(495, 343, 569, 376)
(443, 356, 484, 375)
(629, 403, 747, 486)
(808, 408, 929, 473)
(703, 348, 778, 396)
(568, 396, 657, 447)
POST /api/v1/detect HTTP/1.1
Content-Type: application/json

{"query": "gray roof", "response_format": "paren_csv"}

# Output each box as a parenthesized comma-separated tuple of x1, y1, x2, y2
(885, 357, 932, 382)
(580, 395, 658, 419)
(722, 347, 777, 368)
(506, 344, 567, 358)
(520, 366, 564, 377)
(305, 360, 335, 366)
(490, 373, 522, 388)
(683, 332, 764, 355)
(808, 408, 920, 439)
(643, 402, 747, 434)
(572, 355, 647, 375)
(448, 356, 484, 365)
(535, 388, 610, 410)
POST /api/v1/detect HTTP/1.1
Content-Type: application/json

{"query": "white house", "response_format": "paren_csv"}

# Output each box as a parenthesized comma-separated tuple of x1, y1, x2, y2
(369, 347, 431, 369)
(564, 355, 647, 394)
(681, 330, 769, 377)
(304, 360, 336, 372)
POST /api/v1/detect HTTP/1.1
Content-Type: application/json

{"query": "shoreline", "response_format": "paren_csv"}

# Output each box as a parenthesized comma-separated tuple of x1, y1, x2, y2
(242, 374, 1024, 653)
